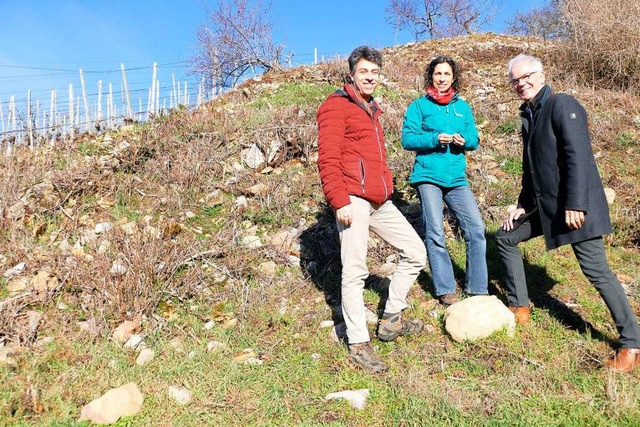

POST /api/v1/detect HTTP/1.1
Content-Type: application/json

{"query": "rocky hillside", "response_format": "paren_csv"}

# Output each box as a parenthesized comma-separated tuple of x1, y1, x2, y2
(1, 34, 640, 424)
(2, 33, 639, 346)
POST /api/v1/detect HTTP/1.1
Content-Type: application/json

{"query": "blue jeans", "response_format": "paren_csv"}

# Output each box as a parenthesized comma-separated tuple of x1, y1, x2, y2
(417, 183, 488, 296)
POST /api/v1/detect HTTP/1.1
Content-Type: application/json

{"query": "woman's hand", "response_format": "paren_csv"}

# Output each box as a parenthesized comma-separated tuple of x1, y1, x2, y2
(452, 133, 465, 146)
(438, 133, 454, 145)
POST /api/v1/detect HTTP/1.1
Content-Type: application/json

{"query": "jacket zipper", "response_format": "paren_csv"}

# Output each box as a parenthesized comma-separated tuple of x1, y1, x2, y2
(373, 117, 389, 200)
(359, 158, 366, 194)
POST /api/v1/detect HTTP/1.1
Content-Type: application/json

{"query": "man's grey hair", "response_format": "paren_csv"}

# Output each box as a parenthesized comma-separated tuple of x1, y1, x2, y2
(508, 54, 543, 76)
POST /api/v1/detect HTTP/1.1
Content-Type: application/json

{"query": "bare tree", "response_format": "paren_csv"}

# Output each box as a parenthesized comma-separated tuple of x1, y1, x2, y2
(386, 0, 499, 40)
(443, 0, 500, 36)
(386, 0, 447, 39)
(506, 0, 569, 40)
(191, 0, 290, 90)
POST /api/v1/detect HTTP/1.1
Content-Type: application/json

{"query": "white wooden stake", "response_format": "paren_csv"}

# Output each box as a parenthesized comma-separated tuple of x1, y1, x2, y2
(121, 63, 133, 120)
(27, 90, 33, 149)
(68, 84, 75, 139)
(80, 69, 92, 133)
(108, 82, 114, 128)
(172, 73, 177, 108)
(97, 80, 103, 127)
(183, 81, 188, 106)
(150, 62, 157, 116)
(75, 96, 80, 128)
(155, 78, 160, 115)
(50, 90, 57, 145)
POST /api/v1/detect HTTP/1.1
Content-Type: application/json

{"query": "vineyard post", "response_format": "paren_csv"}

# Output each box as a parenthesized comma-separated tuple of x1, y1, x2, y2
(67, 84, 74, 139)
(121, 63, 133, 120)
(27, 90, 33, 148)
(97, 80, 103, 130)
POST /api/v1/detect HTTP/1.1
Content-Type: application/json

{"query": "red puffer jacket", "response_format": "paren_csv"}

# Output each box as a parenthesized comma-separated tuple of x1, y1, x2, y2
(317, 84, 393, 210)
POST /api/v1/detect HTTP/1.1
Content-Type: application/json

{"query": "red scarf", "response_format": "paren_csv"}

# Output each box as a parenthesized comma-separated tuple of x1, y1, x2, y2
(427, 86, 456, 105)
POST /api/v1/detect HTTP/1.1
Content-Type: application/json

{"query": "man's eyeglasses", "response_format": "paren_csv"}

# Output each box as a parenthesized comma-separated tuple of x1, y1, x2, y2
(509, 71, 540, 87)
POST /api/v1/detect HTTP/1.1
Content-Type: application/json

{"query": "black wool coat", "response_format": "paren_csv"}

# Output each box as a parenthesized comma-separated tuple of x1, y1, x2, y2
(517, 85, 612, 250)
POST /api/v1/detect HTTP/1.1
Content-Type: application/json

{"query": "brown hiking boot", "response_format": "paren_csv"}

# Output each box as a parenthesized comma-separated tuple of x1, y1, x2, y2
(348, 342, 388, 374)
(508, 306, 530, 325)
(377, 312, 424, 342)
(438, 293, 460, 306)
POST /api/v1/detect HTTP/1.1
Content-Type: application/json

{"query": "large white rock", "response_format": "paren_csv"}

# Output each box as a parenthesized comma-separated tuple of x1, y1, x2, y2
(444, 295, 515, 342)
(78, 382, 143, 424)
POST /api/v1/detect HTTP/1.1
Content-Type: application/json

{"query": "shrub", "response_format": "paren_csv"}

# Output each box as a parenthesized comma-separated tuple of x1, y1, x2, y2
(560, 0, 640, 91)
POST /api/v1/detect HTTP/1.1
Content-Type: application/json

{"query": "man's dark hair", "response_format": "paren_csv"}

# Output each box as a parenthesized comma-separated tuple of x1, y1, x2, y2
(348, 46, 383, 74)
(425, 56, 460, 91)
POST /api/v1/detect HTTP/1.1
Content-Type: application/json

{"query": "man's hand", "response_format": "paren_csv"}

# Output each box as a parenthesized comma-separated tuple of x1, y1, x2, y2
(336, 205, 353, 226)
(565, 209, 585, 230)
(502, 207, 526, 232)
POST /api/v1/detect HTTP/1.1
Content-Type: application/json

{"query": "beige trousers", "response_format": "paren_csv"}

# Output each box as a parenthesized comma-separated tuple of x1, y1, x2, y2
(337, 196, 426, 344)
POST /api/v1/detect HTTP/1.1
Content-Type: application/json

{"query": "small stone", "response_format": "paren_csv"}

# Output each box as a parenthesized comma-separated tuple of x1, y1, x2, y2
(7, 277, 29, 296)
(123, 334, 144, 350)
(207, 341, 225, 352)
(3, 262, 25, 279)
(204, 320, 215, 330)
(112, 319, 141, 344)
(241, 235, 262, 248)
(222, 318, 238, 330)
(233, 348, 255, 362)
(258, 261, 278, 278)
(136, 348, 155, 366)
(364, 307, 378, 325)
(319, 320, 334, 329)
(604, 187, 616, 205)
(95, 222, 114, 234)
(169, 337, 185, 353)
(168, 386, 192, 406)
(244, 357, 263, 365)
(110, 262, 127, 275)
(235, 196, 248, 208)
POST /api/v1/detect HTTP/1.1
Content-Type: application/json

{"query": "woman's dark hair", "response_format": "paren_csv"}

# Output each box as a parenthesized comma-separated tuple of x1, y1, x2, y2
(348, 46, 383, 74)
(424, 56, 460, 91)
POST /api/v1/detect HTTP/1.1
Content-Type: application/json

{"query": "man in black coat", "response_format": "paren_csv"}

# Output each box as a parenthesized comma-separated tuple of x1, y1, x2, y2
(495, 54, 640, 373)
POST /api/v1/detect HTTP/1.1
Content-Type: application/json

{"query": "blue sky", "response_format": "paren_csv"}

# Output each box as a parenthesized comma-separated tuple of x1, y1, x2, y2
(0, 0, 537, 116)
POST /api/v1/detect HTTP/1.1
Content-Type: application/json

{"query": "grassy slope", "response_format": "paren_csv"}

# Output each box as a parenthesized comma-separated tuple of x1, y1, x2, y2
(1, 34, 640, 426)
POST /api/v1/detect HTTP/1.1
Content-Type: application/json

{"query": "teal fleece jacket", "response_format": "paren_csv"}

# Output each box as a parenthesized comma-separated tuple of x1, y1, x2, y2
(401, 93, 479, 187)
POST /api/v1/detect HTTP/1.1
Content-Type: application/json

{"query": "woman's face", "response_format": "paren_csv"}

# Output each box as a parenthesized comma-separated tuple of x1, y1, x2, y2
(432, 62, 454, 93)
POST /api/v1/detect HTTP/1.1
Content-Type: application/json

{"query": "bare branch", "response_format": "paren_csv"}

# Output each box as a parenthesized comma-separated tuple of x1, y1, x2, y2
(190, 0, 287, 90)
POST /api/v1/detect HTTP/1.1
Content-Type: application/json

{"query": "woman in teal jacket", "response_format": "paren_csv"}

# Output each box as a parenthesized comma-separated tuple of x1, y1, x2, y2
(402, 56, 487, 305)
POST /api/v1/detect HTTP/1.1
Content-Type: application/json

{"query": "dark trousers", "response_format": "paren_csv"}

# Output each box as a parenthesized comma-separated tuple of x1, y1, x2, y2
(495, 213, 640, 348)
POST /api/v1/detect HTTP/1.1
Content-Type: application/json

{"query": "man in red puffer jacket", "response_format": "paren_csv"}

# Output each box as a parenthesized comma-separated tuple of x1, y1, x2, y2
(317, 46, 426, 374)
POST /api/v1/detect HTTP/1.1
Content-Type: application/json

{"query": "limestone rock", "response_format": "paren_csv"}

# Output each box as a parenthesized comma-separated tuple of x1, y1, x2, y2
(78, 382, 143, 424)
(444, 295, 515, 342)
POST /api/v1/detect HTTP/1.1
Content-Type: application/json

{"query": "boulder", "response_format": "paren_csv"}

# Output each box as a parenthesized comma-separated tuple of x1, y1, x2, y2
(444, 295, 515, 342)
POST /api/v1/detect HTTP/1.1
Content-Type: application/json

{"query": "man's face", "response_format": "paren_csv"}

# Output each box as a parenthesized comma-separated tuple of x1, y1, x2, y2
(351, 59, 379, 99)
(509, 60, 545, 102)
